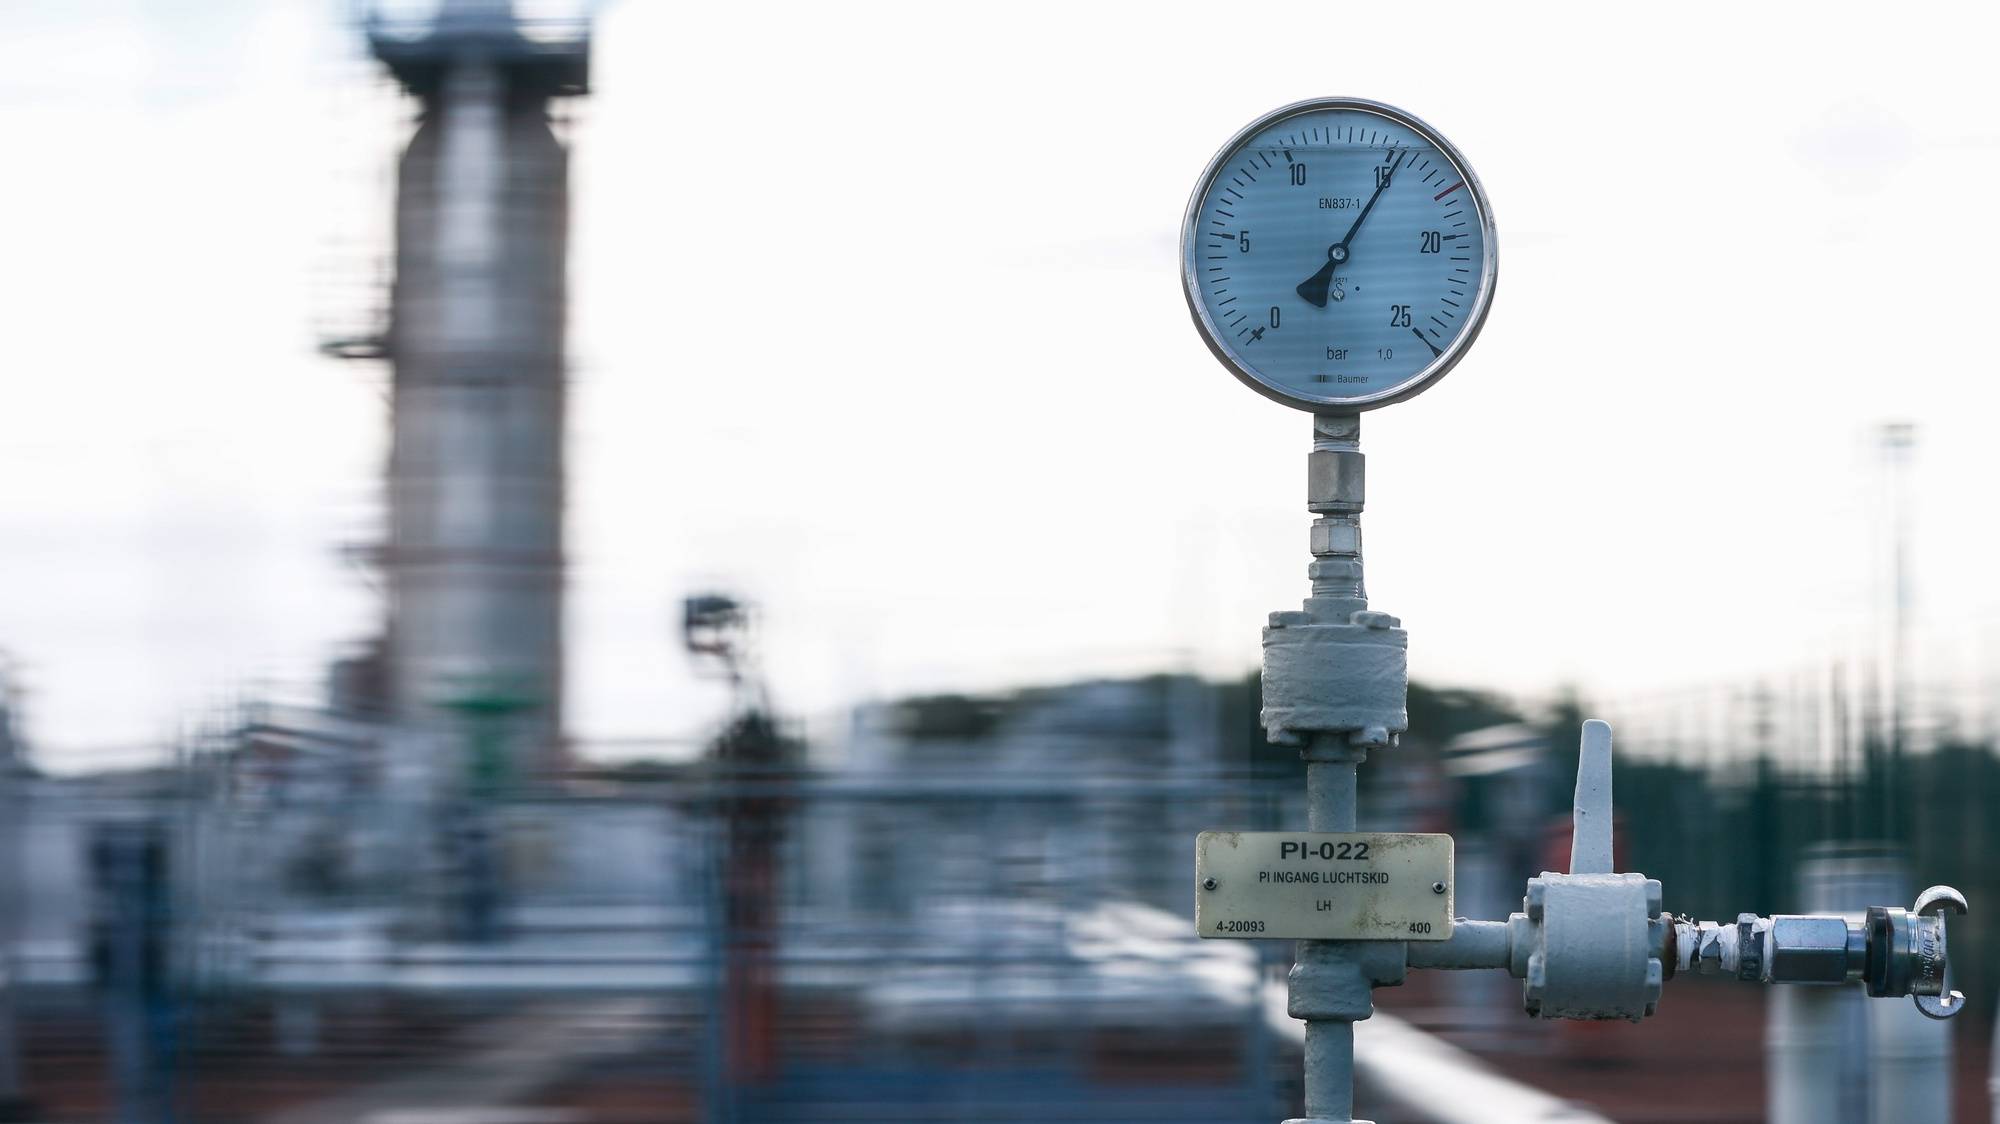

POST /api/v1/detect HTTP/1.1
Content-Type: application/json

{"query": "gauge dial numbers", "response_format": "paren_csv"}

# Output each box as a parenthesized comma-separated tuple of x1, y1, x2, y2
(1180, 98, 1497, 412)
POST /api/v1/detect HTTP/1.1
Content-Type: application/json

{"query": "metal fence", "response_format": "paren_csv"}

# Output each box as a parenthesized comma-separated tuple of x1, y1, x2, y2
(14, 703, 1308, 1123)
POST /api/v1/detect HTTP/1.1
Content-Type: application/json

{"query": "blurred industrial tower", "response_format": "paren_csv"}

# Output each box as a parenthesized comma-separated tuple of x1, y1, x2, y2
(351, 0, 588, 780)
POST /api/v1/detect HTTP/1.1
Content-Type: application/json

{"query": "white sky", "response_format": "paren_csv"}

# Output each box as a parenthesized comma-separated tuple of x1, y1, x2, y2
(6, 0, 2000, 770)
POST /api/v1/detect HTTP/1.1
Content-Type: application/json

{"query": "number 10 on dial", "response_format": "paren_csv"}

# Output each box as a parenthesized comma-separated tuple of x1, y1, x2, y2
(1180, 98, 1497, 412)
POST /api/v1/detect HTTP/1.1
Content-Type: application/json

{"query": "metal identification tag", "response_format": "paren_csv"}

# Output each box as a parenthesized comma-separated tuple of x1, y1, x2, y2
(1195, 831, 1455, 941)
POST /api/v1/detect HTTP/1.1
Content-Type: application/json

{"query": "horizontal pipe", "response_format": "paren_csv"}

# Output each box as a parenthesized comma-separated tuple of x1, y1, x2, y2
(1405, 919, 1513, 971)
(1260, 981, 1611, 1124)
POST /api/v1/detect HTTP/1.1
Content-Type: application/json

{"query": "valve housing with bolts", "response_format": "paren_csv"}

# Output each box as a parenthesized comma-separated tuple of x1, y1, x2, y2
(1503, 720, 1970, 1023)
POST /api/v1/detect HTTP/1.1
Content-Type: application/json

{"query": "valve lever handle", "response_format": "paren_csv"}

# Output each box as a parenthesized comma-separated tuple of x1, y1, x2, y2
(1569, 719, 1615, 875)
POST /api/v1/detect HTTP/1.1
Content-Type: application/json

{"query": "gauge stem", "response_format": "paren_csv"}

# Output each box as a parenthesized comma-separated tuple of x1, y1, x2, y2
(1306, 414, 1367, 620)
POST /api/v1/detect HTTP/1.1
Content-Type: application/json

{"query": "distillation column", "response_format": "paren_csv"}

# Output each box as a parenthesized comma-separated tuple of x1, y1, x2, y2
(370, 3, 589, 782)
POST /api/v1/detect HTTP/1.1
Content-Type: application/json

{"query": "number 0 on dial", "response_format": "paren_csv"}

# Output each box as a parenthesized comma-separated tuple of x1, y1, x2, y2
(1180, 98, 1497, 412)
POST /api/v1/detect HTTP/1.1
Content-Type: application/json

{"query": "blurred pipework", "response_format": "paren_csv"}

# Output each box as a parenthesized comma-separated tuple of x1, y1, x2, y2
(6, 662, 1997, 1120)
(3, 2, 1999, 1123)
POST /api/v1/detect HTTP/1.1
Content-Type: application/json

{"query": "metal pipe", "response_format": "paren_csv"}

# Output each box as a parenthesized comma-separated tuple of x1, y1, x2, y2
(1287, 412, 1374, 1124)
(1306, 753, 1358, 833)
(1768, 987, 1850, 1124)
(1262, 981, 1615, 1124)
(1296, 739, 1365, 1122)
(1989, 1008, 1999, 1124)
(1301, 1020, 1356, 1121)
(1405, 920, 1513, 972)
(1869, 997, 1949, 1124)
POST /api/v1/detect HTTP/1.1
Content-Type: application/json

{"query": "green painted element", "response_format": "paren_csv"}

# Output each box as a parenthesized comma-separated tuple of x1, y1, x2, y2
(437, 676, 542, 797)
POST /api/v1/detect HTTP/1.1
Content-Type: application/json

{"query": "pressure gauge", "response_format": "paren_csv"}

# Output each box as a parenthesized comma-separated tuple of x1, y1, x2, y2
(1181, 98, 1496, 412)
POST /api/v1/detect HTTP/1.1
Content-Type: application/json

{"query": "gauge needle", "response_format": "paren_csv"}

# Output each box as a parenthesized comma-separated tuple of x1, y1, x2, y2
(1297, 150, 1407, 309)
(1295, 253, 1343, 310)
(1411, 327, 1441, 357)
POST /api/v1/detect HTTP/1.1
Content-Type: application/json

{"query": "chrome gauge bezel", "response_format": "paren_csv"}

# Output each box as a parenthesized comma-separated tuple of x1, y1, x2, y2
(1180, 97, 1498, 412)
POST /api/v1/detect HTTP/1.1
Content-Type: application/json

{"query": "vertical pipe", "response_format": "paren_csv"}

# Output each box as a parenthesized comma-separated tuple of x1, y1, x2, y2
(0, 690, 24, 1111)
(701, 815, 732, 1124)
(1287, 411, 1374, 1124)
(1880, 423, 1913, 844)
(1768, 987, 1848, 1124)
(1868, 996, 1949, 1124)
(1306, 755, 1358, 833)
(1989, 1013, 2000, 1124)
(1298, 742, 1363, 1123)
(1301, 1020, 1356, 1121)
(1768, 848, 1949, 1124)
(0, 757, 21, 1109)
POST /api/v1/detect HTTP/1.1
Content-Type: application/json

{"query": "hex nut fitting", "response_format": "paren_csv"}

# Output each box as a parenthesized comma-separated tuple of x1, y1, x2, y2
(1307, 447, 1365, 510)
(1767, 915, 1852, 985)
(1307, 558, 1363, 582)
(1309, 520, 1361, 556)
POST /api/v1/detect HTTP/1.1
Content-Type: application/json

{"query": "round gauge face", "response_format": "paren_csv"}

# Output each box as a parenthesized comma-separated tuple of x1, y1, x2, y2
(1181, 98, 1497, 412)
